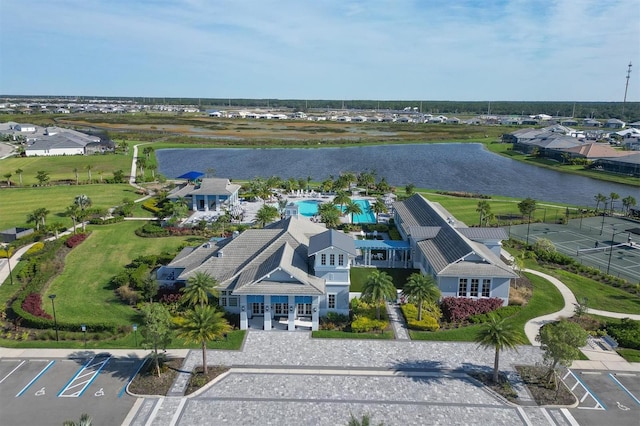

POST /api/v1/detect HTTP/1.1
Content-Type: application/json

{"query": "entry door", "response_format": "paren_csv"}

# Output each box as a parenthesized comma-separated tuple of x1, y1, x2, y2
(252, 302, 264, 316)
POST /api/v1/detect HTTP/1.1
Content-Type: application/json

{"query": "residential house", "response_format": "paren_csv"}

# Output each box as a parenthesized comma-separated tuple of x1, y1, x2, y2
(167, 177, 241, 212)
(604, 119, 625, 129)
(393, 194, 517, 305)
(158, 217, 356, 331)
(592, 153, 640, 177)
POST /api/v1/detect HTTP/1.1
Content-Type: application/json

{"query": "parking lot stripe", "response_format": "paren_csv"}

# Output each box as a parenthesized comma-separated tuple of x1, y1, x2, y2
(560, 408, 580, 426)
(144, 397, 164, 426)
(515, 406, 532, 426)
(608, 373, 640, 406)
(568, 369, 607, 410)
(119, 358, 148, 398)
(169, 398, 186, 426)
(15, 360, 55, 397)
(539, 408, 554, 425)
(57, 355, 111, 398)
(0, 360, 26, 384)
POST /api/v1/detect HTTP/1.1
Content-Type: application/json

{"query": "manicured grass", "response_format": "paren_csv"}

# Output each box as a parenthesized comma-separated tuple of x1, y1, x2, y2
(541, 267, 640, 314)
(410, 272, 564, 343)
(0, 330, 246, 350)
(312, 330, 394, 339)
(349, 268, 419, 292)
(617, 348, 640, 363)
(0, 184, 140, 229)
(0, 152, 133, 186)
(41, 221, 198, 327)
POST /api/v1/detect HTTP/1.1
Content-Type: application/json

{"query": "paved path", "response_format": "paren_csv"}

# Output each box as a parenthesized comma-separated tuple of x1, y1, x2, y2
(385, 302, 410, 340)
(0, 243, 35, 287)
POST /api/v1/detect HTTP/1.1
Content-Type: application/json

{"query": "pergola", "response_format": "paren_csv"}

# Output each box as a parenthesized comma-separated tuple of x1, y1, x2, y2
(354, 239, 411, 268)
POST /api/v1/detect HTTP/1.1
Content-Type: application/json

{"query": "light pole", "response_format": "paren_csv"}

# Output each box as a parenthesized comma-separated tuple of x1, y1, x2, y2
(526, 212, 532, 245)
(600, 202, 608, 235)
(132, 324, 138, 347)
(81, 324, 86, 348)
(49, 294, 59, 342)
(607, 228, 629, 275)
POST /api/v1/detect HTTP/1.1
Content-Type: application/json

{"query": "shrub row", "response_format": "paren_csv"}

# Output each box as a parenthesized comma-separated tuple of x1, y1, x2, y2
(25, 242, 45, 255)
(400, 303, 440, 331)
(351, 316, 388, 333)
(440, 297, 504, 322)
(468, 305, 522, 324)
(89, 216, 125, 225)
(606, 319, 640, 350)
(21, 293, 52, 319)
(142, 198, 161, 214)
(435, 191, 491, 199)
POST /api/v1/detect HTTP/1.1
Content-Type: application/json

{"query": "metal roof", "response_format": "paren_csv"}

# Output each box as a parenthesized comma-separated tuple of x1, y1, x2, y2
(354, 240, 410, 250)
(309, 229, 357, 256)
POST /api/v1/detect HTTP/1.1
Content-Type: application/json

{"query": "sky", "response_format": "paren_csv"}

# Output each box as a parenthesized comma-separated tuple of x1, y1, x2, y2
(1, 0, 639, 102)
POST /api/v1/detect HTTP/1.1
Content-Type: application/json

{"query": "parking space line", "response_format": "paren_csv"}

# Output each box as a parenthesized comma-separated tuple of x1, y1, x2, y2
(169, 398, 186, 426)
(539, 408, 554, 425)
(144, 397, 164, 426)
(0, 360, 26, 384)
(563, 369, 606, 410)
(57, 355, 111, 398)
(119, 358, 148, 398)
(608, 373, 640, 406)
(560, 408, 580, 426)
(15, 360, 55, 397)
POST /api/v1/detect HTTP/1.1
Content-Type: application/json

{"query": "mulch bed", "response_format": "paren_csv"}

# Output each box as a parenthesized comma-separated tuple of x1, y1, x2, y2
(468, 371, 518, 402)
(128, 358, 184, 396)
(184, 366, 229, 395)
(515, 365, 576, 406)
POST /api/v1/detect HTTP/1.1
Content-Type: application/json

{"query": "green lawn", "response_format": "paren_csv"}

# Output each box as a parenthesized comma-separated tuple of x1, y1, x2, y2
(350, 268, 419, 292)
(0, 184, 141, 229)
(542, 268, 640, 314)
(410, 272, 564, 344)
(617, 348, 640, 363)
(41, 221, 197, 327)
(0, 152, 133, 187)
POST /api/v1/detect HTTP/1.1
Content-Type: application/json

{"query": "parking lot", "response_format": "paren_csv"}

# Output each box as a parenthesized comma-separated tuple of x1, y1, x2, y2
(566, 369, 640, 426)
(0, 354, 143, 426)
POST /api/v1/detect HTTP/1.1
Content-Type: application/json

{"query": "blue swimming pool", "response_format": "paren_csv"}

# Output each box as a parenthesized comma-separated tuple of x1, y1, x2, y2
(295, 199, 376, 224)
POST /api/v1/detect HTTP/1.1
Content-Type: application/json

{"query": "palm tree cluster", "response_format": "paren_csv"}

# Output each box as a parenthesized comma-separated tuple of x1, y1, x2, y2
(594, 192, 636, 216)
(361, 270, 396, 320)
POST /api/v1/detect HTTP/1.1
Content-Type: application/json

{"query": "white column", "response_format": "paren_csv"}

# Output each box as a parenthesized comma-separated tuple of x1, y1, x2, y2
(215, 195, 220, 212)
(263, 295, 271, 331)
(288, 296, 296, 331)
(312, 297, 319, 331)
(204, 195, 209, 211)
(240, 296, 248, 330)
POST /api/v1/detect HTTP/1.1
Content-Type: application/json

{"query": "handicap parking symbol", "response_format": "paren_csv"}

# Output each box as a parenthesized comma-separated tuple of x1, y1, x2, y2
(94, 388, 104, 397)
(35, 387, 45, 396)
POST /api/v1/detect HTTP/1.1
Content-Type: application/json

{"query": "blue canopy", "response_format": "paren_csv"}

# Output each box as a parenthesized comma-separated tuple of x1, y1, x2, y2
(176, 171, 205, 180)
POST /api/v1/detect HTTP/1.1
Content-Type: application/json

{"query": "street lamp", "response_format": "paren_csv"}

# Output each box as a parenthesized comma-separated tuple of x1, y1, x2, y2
(607, 228, 630, 275)
(600, 202, 608, 235)
(49, 294, 58, 342)
(81, 324, 86, 348)
(132, 324, 138, 347)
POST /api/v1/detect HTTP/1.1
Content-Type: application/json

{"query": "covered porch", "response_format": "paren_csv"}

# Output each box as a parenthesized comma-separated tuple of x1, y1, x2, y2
(355, 239, 411, 268)
(239, 295, 320, 331)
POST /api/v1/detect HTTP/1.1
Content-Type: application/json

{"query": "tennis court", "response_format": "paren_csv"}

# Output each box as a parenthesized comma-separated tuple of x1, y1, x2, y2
(508, 215, 640, 284)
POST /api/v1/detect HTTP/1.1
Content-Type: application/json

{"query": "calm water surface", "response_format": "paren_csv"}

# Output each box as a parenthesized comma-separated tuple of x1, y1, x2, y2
(156, 144, 638, 206)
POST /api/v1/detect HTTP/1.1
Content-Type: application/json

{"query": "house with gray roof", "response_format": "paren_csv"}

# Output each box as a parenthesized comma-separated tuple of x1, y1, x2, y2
(159, 216, 356, 331)
(393, 194, 517, 305)
(167, 177, 241, 212)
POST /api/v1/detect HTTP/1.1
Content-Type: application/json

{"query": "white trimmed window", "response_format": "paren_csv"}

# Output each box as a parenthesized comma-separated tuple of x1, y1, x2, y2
(482, 279, 491, 297)
(338, 254, 345, 266)
(458, 279, 468, 297)
(328, 294, 336, 309)
(228, 297, 238, 307)
(329, 254, 335, 265)
(470, 279, 479, 297)
(321, 254, 326, 265)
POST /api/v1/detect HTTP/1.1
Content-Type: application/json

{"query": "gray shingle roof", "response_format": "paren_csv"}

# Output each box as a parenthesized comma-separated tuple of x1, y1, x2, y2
(458, 227, 509, 240)
(308, 229, 357, 256)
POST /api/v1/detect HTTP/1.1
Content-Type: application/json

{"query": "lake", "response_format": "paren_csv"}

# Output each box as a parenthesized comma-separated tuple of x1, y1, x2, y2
(156, 144, 638, 207)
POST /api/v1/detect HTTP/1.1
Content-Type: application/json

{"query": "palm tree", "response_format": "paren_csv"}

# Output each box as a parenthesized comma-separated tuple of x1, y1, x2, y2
(148, 163, 158, 180)
(86, 164, 93, 183)
(594, 193, 607, 213)
(405, 183, 415, 196)
(370, 196, 387, 221)
(476, 200, 491, 226)
(341, 171, 356, 189)
(27, 207, 50, 231)
(181, 271, 219, 308)
(609, 192, 620, 215)
(344, 200, 362, 224)
(74, 194, 92, 210)
(4, 172, 11, 186)
(318, 202, 340, 228)
(357, 171, 375, 196)
(136, 156, 147, 179)
(15, 168, 23, 186)
(73, 167, 79, 185)
(66, 204, 80, 234)
(474, 315, 525, 383)
(622, 196, 637, 216)
(63, 413, 92, 426)
(361, 270, 396, 320)
(255, 204, 279, 227)
(333, 191, 351, 215)
(402, 273, 440, 321)
(176, 305, 231, 375)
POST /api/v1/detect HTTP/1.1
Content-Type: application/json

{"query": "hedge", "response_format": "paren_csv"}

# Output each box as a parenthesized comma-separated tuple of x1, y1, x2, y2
(440, 297, 504, 322)
(351, 316, 388, 333)
(89, 216, 125, 225)
(400, 303, 440, 331)
(142, 198, 161, 214)
(606, 319, 640, 350)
